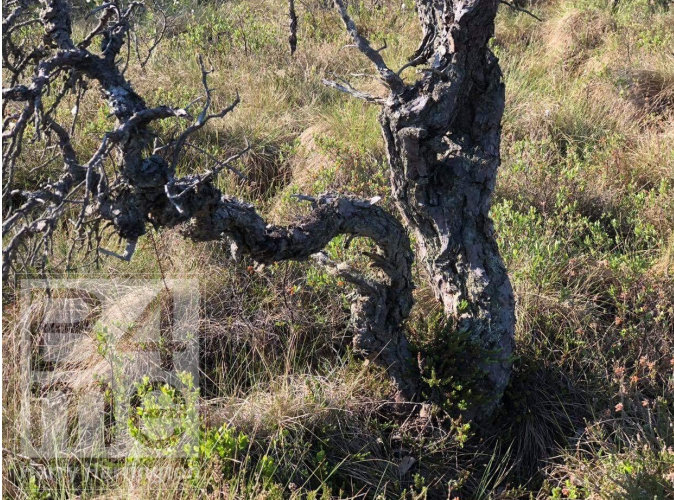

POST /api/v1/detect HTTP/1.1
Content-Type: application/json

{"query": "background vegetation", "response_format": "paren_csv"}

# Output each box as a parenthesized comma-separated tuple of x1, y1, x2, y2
(3, 0, 673, 497)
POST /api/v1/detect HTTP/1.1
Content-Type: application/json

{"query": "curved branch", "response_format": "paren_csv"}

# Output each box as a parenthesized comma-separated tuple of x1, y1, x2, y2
(1, 0, 419, 400)
(175, 192, 417, 398)
(329, 0, 515, 418)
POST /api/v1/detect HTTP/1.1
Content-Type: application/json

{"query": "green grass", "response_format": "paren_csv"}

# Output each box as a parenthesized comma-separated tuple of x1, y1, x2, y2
(3, 0, 674, 498)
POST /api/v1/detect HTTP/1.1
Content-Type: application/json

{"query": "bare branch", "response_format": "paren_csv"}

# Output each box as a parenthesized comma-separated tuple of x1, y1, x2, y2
(499, 0, 543, 22)
(169, 55, 240, 170)
(322, 78, 384, 104)
(332, 0, 404, 93)
(182, 141, 250, 181)
(1, 0, 419, 400)
(78, 5, 115, 49)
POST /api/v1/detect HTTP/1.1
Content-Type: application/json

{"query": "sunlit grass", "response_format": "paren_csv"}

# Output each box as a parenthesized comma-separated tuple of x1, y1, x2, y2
(3, 0, 673, 497)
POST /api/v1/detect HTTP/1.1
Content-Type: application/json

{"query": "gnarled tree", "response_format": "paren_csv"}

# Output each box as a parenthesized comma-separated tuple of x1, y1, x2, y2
(2, 0, 416, 400)
(328, 0, 515, 416)
(3, 0, 514, 417)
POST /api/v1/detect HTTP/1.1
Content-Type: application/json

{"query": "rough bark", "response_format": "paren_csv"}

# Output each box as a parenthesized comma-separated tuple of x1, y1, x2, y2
(288, 0, 298, 54)
(334, 0, 515, 416)
(2, 0, 417, 399)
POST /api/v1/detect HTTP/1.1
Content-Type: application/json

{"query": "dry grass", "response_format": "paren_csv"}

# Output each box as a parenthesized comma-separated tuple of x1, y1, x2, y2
(3, 0, 674, 498)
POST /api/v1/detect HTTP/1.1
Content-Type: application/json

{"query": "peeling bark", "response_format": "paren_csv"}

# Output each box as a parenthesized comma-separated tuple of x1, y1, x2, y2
(333, 0, 515, 416)
(3, 0, 515, 415)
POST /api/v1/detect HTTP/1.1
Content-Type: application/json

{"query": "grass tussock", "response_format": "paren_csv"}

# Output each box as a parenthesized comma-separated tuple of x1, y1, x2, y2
(3, 0, 674, 498)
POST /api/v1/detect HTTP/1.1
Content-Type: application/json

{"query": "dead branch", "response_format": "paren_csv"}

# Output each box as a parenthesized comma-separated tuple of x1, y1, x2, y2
(332, 0, 404, 93)
(499, 0, 543, 22)
(1, 0, 418, 400)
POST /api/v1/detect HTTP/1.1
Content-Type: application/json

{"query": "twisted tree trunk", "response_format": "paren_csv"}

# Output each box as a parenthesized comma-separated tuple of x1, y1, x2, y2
(2, 0, 417, 400)
(333, 0, 515, 415)
(386, 1, 514, 415)
(3, 0, 514, 418)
